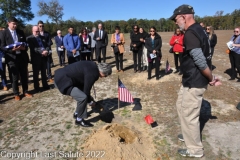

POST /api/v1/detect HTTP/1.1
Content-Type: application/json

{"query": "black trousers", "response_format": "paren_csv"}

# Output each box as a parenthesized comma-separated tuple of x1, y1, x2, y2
(229, 51, 240, 78)
(80, 52, 91, 61)
(8, 55, 28, 95)
(67, 51, 80, 64)
(57, 51, 65, 66)
(46, 55, 52, 79)
(91, 47, 96, 61)
(173, 52, 182, 70)
(32, 60, 48, 91)
(96, 47, 106, 63)
(114, 52, 123, 70)
(148, 58, 160, 79)
(132, 50, 142, 71)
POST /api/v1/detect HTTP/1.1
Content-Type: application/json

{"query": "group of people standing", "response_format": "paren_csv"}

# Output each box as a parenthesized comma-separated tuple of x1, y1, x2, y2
(169, 22, 217, 75)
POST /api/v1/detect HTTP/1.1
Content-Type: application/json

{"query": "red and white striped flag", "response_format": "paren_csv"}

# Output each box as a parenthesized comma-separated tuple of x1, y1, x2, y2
(118, 78, 134, 103)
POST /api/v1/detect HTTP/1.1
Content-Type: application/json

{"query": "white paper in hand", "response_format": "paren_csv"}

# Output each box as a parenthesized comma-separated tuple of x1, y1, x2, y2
(150, 53, 156, 59)
(227, 41, 234, 50)
(58, 47, 63, 51)
(73, 51, 80, 57)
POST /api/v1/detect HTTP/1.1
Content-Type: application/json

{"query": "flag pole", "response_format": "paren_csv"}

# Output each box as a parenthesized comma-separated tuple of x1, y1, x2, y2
(118, 75, 120, 112)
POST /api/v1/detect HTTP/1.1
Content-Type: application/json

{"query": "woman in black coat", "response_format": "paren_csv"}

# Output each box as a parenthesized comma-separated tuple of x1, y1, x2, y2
(79, 28, 92, 60)
(145, 26, 162, 80)
(130, 25, 143, 73)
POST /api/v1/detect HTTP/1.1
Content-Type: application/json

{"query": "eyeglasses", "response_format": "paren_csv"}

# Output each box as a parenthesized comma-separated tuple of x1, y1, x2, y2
(234, 30, 239, 33)
(150, 30, 155, 32)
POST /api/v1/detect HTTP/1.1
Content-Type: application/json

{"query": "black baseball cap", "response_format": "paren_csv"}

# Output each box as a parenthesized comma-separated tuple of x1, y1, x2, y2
(169, 4, 195, 20)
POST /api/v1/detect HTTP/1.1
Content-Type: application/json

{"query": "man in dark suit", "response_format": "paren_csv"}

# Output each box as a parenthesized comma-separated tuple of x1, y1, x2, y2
(54, 62, 112, 127)
(54, 30, 65, 66)
(27, 26, 50, 93)
(38, 20, 54, 83)
(93, 23, 108, 63)
(0, 17, 32, 100)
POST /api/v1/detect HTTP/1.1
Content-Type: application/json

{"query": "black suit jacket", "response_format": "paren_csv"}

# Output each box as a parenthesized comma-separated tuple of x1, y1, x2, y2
(0, 28, 29, 64)
(93, 29, 108, 48)
(54, 61, 99, 102)
(40, 31, 53, 49)
(27, 35, 48, 65)
(54, 35, 65, 52)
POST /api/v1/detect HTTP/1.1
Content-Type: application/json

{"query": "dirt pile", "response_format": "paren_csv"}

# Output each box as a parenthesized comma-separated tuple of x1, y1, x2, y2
(81, 123, 156, 160)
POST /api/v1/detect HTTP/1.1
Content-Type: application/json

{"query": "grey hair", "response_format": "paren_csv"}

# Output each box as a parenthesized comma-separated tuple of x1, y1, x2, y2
(97, 63, 112, 76)
(57, 30, 61, 34)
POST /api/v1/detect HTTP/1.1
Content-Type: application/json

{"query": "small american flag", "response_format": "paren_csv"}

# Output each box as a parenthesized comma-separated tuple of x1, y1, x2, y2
(118, 78, 134, 103)
(4, 42, 27, 49)
(165, 60, 171, 73)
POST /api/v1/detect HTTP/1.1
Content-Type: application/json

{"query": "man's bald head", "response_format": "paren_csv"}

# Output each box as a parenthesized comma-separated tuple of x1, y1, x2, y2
(32, 26, 40, 37)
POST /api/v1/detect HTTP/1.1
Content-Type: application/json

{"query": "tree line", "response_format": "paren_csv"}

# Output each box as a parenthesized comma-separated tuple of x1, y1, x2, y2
(0, 0, 240, 38)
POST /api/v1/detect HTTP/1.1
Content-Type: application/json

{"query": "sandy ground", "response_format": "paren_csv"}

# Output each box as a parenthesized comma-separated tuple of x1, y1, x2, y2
(0, 30, 240, 160)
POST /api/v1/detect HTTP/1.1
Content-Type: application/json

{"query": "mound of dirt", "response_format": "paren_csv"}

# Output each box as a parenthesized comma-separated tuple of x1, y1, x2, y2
(81, 123, 156, 160)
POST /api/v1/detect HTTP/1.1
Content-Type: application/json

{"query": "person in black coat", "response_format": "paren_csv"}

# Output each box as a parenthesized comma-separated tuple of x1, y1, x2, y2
(93, 23, 108, 63)
(27, 26, 50, 93)
(0, 17, 32, 100)
(206, 26, 217, 70)
(54, 61, 112, 127)
(79, 28, 91, 61)
(130, 25, 143, 73)
(145, 27, 162, 80)
(38, 20, 54, 82)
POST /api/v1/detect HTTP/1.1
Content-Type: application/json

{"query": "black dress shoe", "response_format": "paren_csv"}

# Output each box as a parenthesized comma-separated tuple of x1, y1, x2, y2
(147, 77, 151, 80)
(34, 89, 41, 93)
(156, 77, 160, 80)
(75, 119, 93, 127)
(43, 86, 50, 91)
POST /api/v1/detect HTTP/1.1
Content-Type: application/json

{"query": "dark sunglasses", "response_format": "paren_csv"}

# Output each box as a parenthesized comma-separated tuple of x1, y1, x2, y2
(234, 30, 239, 33)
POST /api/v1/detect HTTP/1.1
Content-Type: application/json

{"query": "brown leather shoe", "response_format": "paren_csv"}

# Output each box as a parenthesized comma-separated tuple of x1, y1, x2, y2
(24, 93, 33, 98)
(48, 78, 54, 83)
(15, 95, 20, 101)
(3, 86, 8, 91)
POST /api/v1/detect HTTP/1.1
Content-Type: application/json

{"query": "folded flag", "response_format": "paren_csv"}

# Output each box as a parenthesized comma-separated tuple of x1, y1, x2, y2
(165, 60, 171, 73)
(118, 78, 134, 103)
(4, 42, 28, 49)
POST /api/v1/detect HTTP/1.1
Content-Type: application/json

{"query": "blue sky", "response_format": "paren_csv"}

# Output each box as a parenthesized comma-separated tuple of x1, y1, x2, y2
(28, 0, 239, 25)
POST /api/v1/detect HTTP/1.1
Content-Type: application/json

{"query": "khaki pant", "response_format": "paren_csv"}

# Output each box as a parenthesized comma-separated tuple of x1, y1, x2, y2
(176, 85, 207, 155)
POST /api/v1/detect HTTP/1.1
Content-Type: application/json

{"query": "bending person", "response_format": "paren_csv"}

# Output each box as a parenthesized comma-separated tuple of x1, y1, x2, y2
(54, 61, 112, 127)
